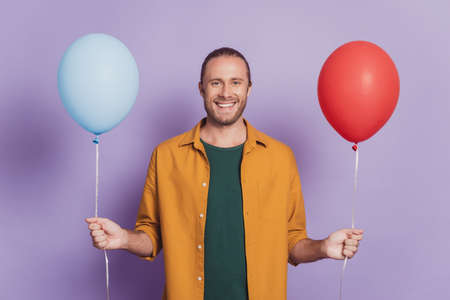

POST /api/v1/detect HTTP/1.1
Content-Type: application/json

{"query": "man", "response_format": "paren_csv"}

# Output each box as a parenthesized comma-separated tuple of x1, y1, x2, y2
(86, 47, 364, 300)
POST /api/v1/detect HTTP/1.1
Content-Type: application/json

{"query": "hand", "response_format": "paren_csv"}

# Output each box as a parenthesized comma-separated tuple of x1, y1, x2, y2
(85, 217, 127, 250)
(323, 228, 364, 260)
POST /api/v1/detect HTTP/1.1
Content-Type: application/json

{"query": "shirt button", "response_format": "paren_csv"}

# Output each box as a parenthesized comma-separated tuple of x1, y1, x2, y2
(200, 213, 204, 218)
(198, 244, 202, 249)
(202, 182, 207, 187)
(198, 276, 202, 281)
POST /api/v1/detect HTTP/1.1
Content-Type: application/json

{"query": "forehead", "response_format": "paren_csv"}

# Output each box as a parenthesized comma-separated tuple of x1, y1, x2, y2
(203, 55, 248, 80)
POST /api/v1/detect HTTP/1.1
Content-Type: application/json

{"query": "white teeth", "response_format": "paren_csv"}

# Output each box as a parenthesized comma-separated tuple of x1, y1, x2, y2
(217, 103, 235, 107)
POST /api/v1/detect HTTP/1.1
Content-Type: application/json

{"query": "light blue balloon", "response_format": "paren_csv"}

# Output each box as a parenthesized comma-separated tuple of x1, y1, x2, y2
(58, 33, 139, 136)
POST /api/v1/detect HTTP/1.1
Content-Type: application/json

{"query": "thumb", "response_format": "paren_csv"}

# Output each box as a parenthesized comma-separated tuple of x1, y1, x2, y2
(85, 217, 108, 227)
(342, 228, 364, 236)
(85, 217, 97, 223)
(95, 217, 120, 234)
(340, 228, 364, 236)
(341, 228, 354, 234)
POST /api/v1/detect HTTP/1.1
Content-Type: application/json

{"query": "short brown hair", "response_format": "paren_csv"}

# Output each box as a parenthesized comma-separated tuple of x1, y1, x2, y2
(200, 47, 252, 86)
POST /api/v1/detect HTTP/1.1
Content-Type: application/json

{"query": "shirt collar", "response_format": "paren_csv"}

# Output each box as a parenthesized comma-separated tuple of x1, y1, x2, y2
(178, 117, 268, 152)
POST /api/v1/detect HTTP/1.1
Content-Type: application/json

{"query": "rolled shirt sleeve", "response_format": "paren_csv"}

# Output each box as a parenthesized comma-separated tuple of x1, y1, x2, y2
(135, 148, 162, 261)
(286, 148, 308, 266)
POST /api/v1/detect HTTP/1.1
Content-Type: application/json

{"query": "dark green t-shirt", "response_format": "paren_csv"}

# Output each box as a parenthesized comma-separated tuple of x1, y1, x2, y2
(200, 138, 248, 300)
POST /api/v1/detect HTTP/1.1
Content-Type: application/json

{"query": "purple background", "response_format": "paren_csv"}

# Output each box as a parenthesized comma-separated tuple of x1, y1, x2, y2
(1, 1, 449, 299)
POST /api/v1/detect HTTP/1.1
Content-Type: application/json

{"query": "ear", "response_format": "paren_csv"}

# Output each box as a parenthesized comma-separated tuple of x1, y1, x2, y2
(198, 81, 205, 97)
(246, 84, 252, 98)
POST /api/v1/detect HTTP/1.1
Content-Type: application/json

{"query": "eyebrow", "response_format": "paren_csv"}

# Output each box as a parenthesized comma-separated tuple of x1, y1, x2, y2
(208, 78, 223, 83)
(207, 77, 244, 83)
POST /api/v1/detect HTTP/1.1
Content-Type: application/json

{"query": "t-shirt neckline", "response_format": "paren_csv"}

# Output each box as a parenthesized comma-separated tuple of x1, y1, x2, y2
(200, 138, 245, 152)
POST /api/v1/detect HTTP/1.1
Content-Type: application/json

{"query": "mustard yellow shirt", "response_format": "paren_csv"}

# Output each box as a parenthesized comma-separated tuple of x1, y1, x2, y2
(135, 117, 308, 300)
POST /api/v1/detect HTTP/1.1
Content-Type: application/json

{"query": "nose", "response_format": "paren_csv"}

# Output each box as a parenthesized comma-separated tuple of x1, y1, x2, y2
(219, 83, 233, 98)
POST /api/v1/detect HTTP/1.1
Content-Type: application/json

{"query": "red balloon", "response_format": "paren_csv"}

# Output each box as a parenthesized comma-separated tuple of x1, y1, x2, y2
(318, 41, 400, 143)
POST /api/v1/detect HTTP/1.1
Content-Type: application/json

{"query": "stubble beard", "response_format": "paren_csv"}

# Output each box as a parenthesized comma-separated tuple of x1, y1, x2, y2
(203, 96, 247, 126)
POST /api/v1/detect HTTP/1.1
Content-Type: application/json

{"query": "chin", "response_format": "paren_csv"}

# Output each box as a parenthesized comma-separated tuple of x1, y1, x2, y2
(217, 115, 243, 126)
(205, 105, 245, 126)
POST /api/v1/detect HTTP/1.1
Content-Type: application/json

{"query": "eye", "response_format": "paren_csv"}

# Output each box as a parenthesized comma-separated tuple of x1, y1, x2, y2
(232, 81, 241, 85)
(211, 81, 221, 87)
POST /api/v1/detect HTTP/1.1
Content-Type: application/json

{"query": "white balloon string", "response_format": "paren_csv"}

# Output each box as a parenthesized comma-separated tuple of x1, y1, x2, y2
(352, 147, 359, 230)
(339, 257, 348, 300)
(105, 250, 111, 300)
(339, 145, 359, 300)
(94, 137, 111, 300)
(95, 141, 99, 218)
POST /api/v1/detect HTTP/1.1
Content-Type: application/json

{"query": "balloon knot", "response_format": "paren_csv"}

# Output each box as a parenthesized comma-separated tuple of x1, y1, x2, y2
(92, 136, 99, 144)
(352, 144, 358, 151)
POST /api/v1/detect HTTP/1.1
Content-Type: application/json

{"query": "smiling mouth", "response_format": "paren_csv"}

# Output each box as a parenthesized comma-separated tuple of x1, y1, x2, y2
(215, 101, 237, 108)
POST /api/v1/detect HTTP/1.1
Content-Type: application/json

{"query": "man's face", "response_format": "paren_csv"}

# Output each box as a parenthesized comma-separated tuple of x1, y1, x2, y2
(199, 55, 251, 126)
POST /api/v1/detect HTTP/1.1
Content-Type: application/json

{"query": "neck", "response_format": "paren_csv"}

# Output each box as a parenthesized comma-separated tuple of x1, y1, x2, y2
(199, 116, 247, 147)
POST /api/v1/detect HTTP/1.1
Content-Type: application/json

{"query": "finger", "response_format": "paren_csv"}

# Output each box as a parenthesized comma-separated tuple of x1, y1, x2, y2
(90, 230, 105, 237)
(86, 217, 107, 225)
(93, 240, 105, 248)
(88, 224, 101, 230)
(94, 235, 106, 243)
(93, 241, 103, 249)
(344, 239, 358, 246)
(94, 218, 117, 233)
(93, 217, 110, 225)
(347, 234, 363, 241)
(342, 228, 354, 235)
(352, 229, 364, 234)
(344, 245, 357, 252)
(97, 240, 108, 249)
(86, 217, 111, 227)
(343, 249, 354, 258)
